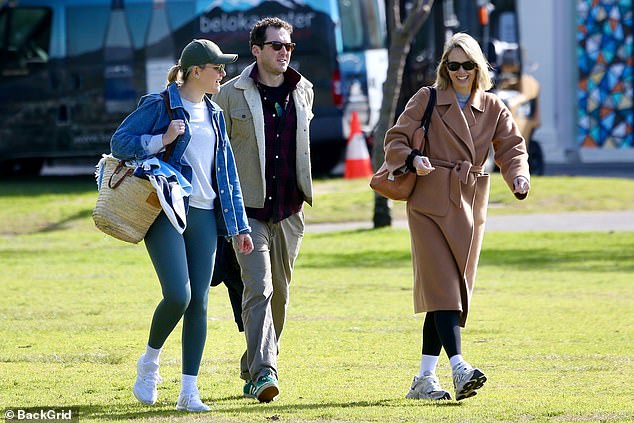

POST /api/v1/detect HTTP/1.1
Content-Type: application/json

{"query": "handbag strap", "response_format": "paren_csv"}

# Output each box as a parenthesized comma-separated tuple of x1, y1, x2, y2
(406, 87, 436, 170)
(421, 87, 436, 138)
(160, 92, 178, 162)
(108, 161, 134, 189)
(418, 86, 436, 157)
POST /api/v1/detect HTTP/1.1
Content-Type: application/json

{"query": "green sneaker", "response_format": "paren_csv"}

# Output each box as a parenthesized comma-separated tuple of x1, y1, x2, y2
(243, 380, 256, 399)
(254, 371, 279, 403)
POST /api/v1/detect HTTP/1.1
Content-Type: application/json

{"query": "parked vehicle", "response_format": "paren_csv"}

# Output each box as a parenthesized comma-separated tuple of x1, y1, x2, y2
(0, 0, 388, 175)
(395, 0, 544, 174)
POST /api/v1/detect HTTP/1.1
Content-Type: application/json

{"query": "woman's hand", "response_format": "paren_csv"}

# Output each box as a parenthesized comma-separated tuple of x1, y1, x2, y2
(513, 176, 530, 195)
(234, 234, 254, 255)
(413, 155, 435, 176)
(162, 119, 185, 146)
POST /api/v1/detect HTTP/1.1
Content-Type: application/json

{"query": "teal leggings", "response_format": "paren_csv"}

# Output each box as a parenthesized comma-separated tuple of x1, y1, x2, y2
(144, 207, 217, 376)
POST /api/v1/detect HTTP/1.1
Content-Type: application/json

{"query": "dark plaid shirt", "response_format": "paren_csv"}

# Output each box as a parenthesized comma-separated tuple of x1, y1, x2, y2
(245, 66, 303, 223)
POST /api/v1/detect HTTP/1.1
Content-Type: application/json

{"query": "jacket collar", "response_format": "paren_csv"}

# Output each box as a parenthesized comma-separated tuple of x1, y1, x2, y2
(166, 82, 221, 113)
(166, 83, 184, 110)
(436, 87, 485, 112)
(235, 62, 313, 91)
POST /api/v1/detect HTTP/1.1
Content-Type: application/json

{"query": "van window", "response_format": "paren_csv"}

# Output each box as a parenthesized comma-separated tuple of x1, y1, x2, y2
(498, 12, 518, 43)
(66, 6, 110, 56)
(1, 7, 51, 69)
(0, 11, 6, 50)
(339, 0, 364, 50)
(338, 0, 385, 51)
(453, 0, 480, 36)
(363, 0, 385, 49)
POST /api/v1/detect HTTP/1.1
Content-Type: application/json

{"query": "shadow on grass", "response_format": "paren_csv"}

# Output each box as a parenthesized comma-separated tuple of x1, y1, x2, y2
(0, 208, 94, 237)
(75, 397, 462, 420)
(34, 209, 94, 234)
(0, 175, 95, 197)
(300, 249, 411, 268)
(305, 230, 633, 273)
(481, 246, 634, 272)
(301, 245, 633, 273)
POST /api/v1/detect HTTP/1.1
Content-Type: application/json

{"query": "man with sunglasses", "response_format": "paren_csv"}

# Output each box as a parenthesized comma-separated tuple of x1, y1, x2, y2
(213, 17, 313, 403)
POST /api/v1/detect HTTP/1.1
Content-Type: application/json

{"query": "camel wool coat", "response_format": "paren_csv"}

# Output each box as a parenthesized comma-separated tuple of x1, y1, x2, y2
(384, 86, 530, 327)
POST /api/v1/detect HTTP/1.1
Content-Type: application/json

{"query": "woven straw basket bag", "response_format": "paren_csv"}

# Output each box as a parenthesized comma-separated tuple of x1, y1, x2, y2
(93, 156, 161, 243)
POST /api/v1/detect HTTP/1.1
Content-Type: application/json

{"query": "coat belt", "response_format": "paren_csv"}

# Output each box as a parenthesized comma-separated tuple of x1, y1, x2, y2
(429, 159, 484, 208)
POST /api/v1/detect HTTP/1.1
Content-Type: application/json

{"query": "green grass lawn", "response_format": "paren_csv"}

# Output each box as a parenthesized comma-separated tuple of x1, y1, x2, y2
(0, 175, 633, 422)
(308, 173, 634, 222)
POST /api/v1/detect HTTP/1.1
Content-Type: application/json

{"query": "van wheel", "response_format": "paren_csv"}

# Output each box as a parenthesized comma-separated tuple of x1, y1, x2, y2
(528, 141, 544, 175)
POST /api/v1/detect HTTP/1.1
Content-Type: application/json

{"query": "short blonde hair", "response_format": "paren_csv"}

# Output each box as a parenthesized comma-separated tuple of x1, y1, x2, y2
(435, 32, 492, 91)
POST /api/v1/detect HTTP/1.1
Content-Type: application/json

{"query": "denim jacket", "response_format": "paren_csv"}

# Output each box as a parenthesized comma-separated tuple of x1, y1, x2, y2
(111, 83, 251, 237)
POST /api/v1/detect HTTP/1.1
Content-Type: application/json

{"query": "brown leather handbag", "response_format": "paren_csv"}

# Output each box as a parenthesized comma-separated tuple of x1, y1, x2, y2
(370, 87, 436, 201)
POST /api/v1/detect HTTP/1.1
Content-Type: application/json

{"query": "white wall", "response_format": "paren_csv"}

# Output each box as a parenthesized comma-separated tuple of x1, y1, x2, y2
(517, 0, 570, 163)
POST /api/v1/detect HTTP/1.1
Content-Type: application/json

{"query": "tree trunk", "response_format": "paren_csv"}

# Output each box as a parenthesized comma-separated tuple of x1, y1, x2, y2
(372, 0, 434, 228)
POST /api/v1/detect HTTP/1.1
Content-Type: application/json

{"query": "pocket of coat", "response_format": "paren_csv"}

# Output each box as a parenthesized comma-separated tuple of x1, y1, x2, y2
(409, 166, 450, 216)
(230, 108, 254, 143)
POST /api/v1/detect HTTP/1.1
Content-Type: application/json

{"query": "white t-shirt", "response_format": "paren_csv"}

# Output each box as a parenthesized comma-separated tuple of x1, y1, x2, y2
(182, 98, 216, 209)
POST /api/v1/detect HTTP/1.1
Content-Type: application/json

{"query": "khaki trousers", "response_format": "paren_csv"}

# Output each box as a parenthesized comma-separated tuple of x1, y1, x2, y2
(233, 212, 304, 381)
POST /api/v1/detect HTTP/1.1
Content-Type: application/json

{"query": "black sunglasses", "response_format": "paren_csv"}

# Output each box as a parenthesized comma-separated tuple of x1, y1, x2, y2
(261, 41, 296, 52)
(446, 61, 476, 71)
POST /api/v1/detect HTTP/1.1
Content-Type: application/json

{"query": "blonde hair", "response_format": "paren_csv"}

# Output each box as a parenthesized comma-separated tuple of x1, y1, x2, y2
(165, 62, 196, 87)
(435, 32, 492, 92)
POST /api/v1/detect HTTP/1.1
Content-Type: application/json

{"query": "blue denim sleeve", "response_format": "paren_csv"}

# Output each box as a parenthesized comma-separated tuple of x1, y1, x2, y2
(110, 94, 166, 161)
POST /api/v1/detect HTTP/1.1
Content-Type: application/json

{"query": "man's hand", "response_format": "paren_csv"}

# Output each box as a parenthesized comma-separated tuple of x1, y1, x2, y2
(235, 234, 254, 255)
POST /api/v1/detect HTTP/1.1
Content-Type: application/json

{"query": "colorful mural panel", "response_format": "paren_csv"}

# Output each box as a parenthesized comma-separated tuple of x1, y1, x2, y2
(577, 0, 632, 148)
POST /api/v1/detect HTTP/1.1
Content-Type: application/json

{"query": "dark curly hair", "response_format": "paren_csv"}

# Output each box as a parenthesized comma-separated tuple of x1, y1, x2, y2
(249, 17, 294, 48)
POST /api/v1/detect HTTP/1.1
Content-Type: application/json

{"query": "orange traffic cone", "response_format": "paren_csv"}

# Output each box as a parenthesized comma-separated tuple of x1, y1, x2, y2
(344, 111, 373, 179)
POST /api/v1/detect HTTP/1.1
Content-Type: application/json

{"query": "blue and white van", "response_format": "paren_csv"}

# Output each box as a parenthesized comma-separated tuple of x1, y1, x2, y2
(0, 0, 388, 175)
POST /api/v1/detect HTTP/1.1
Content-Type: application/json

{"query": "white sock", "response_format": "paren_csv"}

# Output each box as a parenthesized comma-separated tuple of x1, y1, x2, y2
(449, 354, 466, 368)
(418, 354, 440, 377)
(144, 345, 161, 365)
(181, 374, 198, 396)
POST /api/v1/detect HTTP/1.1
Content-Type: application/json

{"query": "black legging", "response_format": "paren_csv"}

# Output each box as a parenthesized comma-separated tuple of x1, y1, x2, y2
(422, 311, 461, 358)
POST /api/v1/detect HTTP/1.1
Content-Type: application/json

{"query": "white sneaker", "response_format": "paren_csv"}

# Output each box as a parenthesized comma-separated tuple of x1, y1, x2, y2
(176, 393, 210, 412)
(452, 361, 487, 400)
(405, 371, 452, 400)
(132, 354, 162, 405)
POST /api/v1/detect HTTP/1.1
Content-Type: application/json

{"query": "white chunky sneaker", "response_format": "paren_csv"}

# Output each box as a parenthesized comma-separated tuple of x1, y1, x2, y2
(132, 354, 162, 405)
(452, 362, 487, 400)
(405, 371, 452, 400)
(176, 393, 210, 412)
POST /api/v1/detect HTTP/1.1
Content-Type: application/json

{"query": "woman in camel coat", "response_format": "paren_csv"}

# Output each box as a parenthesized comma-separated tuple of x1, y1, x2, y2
(384, 33, 530, 402)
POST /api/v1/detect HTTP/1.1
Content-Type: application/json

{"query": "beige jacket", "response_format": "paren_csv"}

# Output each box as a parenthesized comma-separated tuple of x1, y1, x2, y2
(385, 86, 530, 326)
(213, 63, 314, 208)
